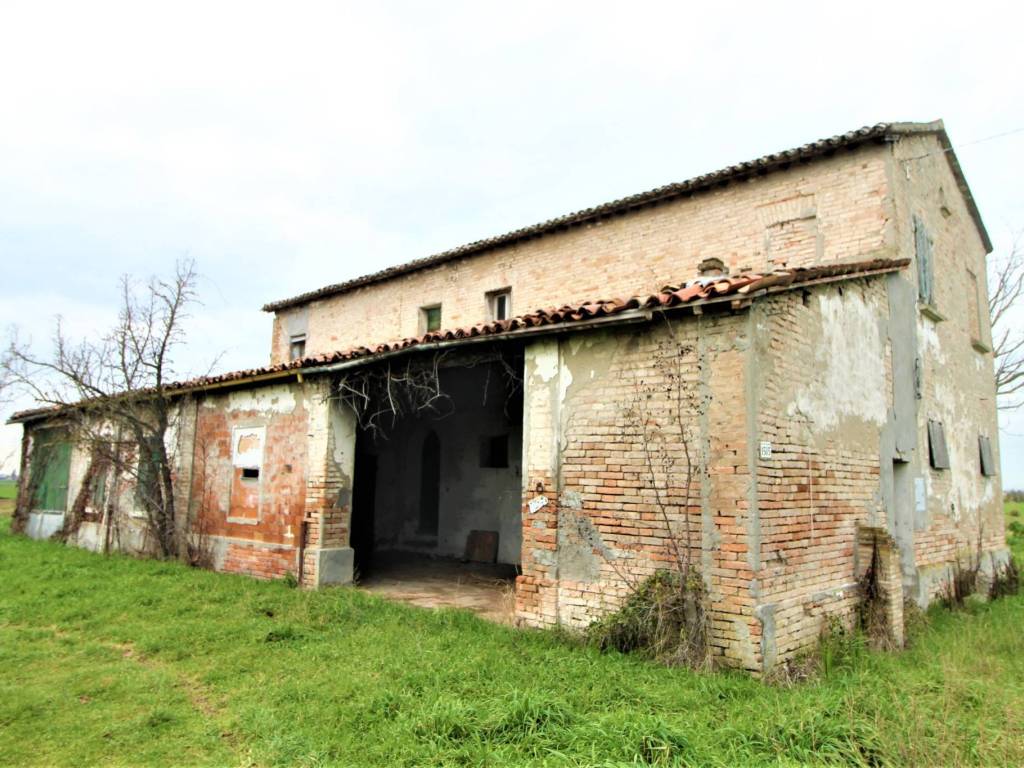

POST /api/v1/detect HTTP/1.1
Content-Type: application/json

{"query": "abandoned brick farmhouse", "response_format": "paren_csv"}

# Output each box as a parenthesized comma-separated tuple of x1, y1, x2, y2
(9, 121, 1007, 672)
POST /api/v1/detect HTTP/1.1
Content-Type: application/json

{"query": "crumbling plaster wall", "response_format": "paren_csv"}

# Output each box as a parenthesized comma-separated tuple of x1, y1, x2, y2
(188, 382, 311, 580)
(516, 272, 968, 672)
(888, 133, 1005, 601)
(752, 281, 893, 666)
(181, 376, 356, 587)
(269, 144, 893, 364)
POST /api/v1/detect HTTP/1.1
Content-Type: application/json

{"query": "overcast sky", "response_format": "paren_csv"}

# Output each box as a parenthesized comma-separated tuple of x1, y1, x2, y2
(1, 1, 1022, 484)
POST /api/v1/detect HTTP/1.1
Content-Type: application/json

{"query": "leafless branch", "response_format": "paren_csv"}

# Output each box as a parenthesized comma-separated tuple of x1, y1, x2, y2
(1, 258, 203, 556)
(989, 233, 1024, 410)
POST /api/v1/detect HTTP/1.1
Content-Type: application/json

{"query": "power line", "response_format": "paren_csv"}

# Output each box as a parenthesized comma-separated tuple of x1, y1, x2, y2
(901, 125, 1024, 163)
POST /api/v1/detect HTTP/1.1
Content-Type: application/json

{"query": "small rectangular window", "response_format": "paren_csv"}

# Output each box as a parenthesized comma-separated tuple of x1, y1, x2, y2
(927, 420, 950, 470)
(289, 334, 306, 361)
(480, 434, 510, 468)
(979, 435, 996, 477)
(241, 467, 260, 481)
(487, 289, 512, 321)
(422, 305, 442, 333)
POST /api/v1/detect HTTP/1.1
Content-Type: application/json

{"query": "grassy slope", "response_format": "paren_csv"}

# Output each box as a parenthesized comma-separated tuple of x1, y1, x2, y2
(0, 519, 1021, 766)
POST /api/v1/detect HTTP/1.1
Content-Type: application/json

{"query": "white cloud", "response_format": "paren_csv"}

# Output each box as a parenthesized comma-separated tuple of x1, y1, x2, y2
(1, 0, 1023, 479)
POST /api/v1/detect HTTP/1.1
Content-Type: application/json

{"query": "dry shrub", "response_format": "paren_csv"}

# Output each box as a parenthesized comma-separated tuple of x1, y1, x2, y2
(857, 538, 898, 650)
(185, 512, 215, 570)
(989, 555, 1020, 600)
(942, 551, 981, 611)
(901, 599, 929, 646)
(586, 568, 709, 669)
(767, 616, 864, 685)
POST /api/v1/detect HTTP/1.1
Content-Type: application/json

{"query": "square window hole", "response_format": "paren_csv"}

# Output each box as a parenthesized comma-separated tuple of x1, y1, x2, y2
(479, 434, 509, 468)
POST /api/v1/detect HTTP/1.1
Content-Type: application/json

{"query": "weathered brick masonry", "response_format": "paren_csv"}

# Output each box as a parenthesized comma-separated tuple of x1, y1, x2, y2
(10, 122, 1007, 673)
(268, 144, 891, 364)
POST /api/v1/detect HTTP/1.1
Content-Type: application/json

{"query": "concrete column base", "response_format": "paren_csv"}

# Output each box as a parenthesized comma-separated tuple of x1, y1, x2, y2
(315, 546, 354, 587)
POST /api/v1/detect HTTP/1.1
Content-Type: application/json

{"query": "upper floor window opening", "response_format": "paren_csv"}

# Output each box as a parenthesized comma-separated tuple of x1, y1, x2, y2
(487, 289, 511, 322)
(289, 334, 307, 361)
(422, 304, 442, 333)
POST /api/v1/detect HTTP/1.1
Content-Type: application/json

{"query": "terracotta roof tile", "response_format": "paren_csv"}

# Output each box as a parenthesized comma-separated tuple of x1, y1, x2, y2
(7, 256, 908, 424)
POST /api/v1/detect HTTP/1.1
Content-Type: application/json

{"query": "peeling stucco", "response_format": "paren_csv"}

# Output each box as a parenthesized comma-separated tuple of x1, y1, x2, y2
(789, 289, 888, 434)
(227, 384, 297, 414)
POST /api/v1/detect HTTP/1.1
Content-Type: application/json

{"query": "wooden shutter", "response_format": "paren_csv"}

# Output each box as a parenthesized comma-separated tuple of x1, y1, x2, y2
(979, 435, 996, 477)
(927, 420, 950, 470)
(914, 216, 934, 306)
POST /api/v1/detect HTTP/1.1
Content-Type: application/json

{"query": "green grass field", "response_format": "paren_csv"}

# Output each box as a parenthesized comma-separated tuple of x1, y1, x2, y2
(0, 480, 15, 517)
(0, 511, 1021, 766)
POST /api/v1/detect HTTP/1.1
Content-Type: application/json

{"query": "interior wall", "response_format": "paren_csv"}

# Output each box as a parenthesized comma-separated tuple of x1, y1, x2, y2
(355, 359, 523, 565)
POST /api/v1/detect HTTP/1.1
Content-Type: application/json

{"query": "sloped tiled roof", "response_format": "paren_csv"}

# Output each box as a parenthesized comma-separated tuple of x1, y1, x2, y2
(262, 119, 988, 313)
(8, 257, 908, 424)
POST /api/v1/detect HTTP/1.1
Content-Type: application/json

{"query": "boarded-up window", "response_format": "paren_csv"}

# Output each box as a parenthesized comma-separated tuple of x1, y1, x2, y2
(914, 215, 935, 306)
(927, 420, 950, 470)
(31, 430, 72, 512)
(766, 216, 818, 269)
(979, 435, 996, 477)
(230, 426, 265, 520)
(966, 269, 984, 346)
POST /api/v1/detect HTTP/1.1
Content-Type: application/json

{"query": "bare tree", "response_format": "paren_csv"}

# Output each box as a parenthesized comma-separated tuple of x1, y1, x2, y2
(989, 234, 1024, 409)
(2, 260, 201, 557)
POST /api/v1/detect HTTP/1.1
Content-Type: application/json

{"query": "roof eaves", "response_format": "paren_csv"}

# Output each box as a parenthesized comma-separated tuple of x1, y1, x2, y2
(9, 257, 909, 425)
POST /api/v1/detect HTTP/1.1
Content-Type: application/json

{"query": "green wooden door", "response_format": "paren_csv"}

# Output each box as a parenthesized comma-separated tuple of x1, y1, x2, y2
(32, 433, 72, 512)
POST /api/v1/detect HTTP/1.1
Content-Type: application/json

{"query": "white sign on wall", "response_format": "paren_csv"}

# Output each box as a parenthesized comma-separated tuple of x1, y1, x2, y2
(914, 477, 926, 513)
(528, 495, 549, 514)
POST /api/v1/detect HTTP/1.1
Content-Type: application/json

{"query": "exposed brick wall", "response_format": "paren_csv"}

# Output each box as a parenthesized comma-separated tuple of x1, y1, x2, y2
(222, 541, 296, 580)
(270, 145, 893, 365)
(518, 312, 760, 667)
(752, 284, 890, 665)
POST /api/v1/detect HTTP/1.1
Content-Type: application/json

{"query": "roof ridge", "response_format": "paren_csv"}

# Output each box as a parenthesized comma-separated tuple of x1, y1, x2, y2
(262, 122, 949, 313)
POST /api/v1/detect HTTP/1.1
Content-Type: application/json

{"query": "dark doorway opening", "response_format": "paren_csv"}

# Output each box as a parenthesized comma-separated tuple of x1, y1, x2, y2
(347, 348, 523, 621)
(419, 431, 440, 535)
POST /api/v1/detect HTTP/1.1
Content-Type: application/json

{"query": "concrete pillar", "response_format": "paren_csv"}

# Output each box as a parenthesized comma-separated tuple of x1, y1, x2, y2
(517, 338, 562, 626)
(303, 379, 356, 587)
